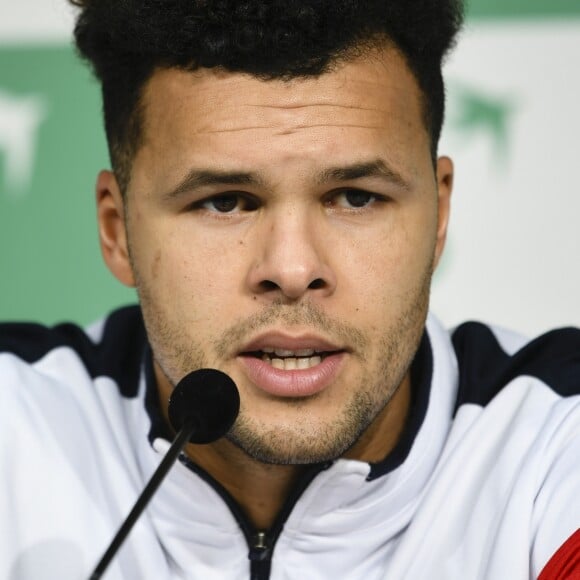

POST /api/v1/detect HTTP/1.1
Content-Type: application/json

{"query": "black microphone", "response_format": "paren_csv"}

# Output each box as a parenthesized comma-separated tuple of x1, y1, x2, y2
(88, 368, 240, 580)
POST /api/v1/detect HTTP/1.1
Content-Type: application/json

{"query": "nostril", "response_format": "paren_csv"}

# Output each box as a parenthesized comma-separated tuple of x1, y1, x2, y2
(260, 280, 279, 291)
(309, 278, 326, 290)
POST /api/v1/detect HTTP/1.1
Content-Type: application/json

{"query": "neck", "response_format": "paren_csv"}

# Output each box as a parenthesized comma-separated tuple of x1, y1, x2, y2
(184, 439, 309, 530)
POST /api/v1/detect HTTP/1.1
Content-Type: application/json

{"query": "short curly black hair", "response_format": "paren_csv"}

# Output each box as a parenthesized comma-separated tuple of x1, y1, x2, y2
(70, 0, 464, 193)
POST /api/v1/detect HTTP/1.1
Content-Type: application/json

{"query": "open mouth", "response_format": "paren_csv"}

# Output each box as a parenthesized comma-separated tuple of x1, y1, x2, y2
(238, 342, 347, 396)
(243, 348, 337, 371)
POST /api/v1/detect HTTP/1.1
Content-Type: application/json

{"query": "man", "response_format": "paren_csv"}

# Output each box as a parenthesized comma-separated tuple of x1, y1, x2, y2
(1, 1, 579, 578)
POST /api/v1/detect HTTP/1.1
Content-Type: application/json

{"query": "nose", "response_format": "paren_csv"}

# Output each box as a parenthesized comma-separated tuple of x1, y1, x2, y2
(247, 208, 337, 301)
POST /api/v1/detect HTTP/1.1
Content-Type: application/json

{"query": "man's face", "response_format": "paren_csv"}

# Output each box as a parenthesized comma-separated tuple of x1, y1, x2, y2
(98, 46, 452, 464)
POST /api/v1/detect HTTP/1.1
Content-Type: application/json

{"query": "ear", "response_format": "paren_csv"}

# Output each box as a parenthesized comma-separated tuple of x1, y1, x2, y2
(96, 170, 136, 287)
(433, 156, 453, 270)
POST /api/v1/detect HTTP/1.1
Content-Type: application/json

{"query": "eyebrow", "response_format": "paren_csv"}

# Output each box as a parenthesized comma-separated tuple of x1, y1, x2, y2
(316, 159, 410, 190)
(162, 169, 265, 201)
(162, 158, 409, 201)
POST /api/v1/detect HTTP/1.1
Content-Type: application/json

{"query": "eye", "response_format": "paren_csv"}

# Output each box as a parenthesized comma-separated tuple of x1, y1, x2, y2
(329, 189, 383, 209)
(196, 193, 259, 214)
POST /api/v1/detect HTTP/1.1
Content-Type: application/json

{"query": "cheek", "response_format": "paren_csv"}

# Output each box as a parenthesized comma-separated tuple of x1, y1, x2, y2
(338, 208, 436, 317)
(155, 247, 221, 302)
(137, 225, 248, 319)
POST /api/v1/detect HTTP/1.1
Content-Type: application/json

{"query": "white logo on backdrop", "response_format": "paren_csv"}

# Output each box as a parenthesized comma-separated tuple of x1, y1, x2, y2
(0, 89, 48, 198)
(446, 81, 518, 172)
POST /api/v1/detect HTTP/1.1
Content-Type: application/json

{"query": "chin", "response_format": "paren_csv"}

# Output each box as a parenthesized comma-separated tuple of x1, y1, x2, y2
(226, 407, 372, 466)
(229, 436, 349, 466)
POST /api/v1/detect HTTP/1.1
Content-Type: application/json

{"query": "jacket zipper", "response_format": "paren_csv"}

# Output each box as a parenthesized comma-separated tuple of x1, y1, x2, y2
(246, 461, 333, 580)
(249, 531, 272, 580)
(180, 455, 332, 579)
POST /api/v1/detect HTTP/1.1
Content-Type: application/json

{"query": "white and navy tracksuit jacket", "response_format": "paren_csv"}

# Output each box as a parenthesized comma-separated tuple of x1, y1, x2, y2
(1, 306, 579, 579)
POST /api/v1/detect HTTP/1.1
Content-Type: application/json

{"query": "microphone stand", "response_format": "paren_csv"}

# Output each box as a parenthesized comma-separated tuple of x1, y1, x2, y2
(88, 420, 195, 580)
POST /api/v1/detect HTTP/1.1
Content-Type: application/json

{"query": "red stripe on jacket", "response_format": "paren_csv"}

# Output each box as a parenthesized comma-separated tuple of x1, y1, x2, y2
(538, 529, 580, 580)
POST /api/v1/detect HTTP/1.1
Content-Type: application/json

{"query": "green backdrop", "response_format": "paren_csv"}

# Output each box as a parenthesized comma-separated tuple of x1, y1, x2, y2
(468, 0, 579, 18)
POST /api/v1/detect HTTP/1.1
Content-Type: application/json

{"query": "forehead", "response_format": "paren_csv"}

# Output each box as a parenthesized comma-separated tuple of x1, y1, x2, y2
(132, 46, 430, 190)
(144, 47, 423, 126)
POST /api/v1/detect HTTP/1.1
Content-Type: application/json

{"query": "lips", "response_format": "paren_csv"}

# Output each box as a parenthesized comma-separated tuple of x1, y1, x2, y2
(237, 333, 347, 397)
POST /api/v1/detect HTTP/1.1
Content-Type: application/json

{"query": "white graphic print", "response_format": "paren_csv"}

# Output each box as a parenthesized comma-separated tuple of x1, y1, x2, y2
(0, 89, 48, 197)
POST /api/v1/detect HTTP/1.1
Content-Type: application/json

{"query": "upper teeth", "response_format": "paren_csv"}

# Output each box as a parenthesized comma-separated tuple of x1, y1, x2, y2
(263, 354, 323, 370)
(262, 348, 316, 357)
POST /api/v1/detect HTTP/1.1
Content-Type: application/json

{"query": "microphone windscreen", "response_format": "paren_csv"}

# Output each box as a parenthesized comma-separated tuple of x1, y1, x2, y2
(168, 368, 240, 444)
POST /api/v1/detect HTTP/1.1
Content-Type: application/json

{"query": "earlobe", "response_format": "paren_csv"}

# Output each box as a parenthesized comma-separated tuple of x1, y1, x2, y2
(96, 170, 136, 287)
(433, 156, 453, 270)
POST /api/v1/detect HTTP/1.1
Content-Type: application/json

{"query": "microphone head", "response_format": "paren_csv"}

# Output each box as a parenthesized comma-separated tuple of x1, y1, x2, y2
(168, 368, 240, 444)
